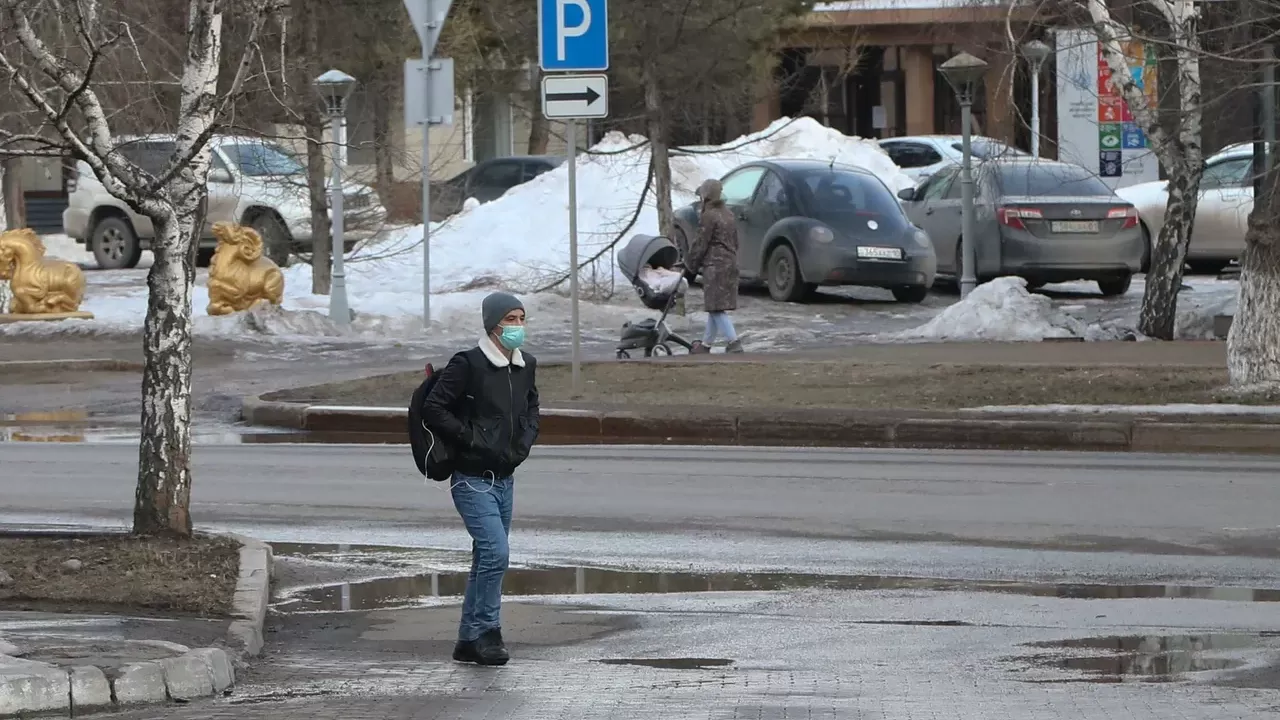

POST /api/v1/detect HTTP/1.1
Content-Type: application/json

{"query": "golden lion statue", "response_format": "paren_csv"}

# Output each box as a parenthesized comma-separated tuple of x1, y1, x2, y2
(207, 222, 285, 316)
(0, 228, 86, 315)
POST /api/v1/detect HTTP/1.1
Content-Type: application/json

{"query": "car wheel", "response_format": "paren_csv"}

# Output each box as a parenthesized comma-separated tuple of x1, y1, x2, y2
(90, 216, 143, 270)
(891, 285, 929, 303)
(1187, 260, 1227, 275)
(766, 243, 810, 303)
(1097, 273, 1133, 297)
(673, 226, 690, 261)
(248, 213, 291, 266)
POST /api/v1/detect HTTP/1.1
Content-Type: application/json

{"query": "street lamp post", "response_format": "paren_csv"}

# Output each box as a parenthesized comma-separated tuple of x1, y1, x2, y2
(1021, 40, 1052, 158)
(313, 69, 357, 326)
(939, 52, 989, 299)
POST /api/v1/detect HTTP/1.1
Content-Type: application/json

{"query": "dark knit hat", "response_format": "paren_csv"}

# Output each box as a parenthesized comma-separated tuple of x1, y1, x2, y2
(482, 291, 524, 332)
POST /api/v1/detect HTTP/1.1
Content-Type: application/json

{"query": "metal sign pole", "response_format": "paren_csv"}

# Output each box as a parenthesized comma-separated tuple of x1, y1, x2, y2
(424, 63, 435, 327)
(421, 40, 432, 329)
(567, 119, 581, 393)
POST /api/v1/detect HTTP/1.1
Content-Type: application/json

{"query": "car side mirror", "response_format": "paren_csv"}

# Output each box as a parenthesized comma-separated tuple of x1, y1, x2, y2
(897, 187, 917, 202)
(209, 168, 233, 184)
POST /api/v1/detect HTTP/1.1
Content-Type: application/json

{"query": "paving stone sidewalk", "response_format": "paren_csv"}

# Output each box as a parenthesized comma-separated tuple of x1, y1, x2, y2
(91, 652, 1280, 720)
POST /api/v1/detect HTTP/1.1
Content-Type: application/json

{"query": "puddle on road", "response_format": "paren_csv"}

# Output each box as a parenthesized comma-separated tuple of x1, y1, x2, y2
(599, 657, 734, 669)
(1022, 633, 1273, 683)
(272, 545, 1280, 613)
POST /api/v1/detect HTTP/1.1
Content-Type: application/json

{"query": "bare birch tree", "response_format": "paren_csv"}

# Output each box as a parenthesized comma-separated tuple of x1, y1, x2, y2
(1085, 0, 1203, 340)
(0, 0, 276, 535)
(1227, 10, 1280, 390)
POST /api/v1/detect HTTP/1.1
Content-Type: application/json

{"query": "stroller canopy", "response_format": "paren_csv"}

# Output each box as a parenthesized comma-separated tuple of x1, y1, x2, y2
(617, 233, 680, 284)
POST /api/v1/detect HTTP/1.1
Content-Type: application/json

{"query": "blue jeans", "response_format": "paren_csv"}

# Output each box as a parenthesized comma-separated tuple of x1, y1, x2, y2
(703, 311, 738, 344)
(450, 473, 514, 642)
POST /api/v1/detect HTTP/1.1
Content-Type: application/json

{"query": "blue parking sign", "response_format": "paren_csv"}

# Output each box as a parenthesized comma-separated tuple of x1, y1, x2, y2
(539, 0, 609, 72)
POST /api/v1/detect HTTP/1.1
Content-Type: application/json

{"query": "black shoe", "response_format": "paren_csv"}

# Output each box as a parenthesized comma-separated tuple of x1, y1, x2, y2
(452, 639, 481, 663)
(475, 629, 509, 666)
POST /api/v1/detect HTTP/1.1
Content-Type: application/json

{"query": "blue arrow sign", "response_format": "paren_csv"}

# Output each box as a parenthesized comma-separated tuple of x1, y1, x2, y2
(538, 0, 608, 72)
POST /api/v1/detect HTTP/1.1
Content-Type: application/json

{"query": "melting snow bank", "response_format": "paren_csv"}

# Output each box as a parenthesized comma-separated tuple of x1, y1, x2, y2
(0, 286, 640, 344)
(283, 117, 912, 298)
(1176, 288, 1237, 340)
(962, 403, 1280, 415)
(887, 276, 1135, 342)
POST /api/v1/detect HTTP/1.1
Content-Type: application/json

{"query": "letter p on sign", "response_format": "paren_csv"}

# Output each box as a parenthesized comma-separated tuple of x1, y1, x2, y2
(557, 0, 590, 61)
(538, 0, 608, 72)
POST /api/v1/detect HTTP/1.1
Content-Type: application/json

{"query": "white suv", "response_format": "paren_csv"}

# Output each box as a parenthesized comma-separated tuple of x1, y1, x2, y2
(63, 135, 387, 269)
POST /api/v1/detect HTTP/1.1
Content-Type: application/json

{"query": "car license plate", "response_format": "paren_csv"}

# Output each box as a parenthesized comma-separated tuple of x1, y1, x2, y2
(1050, 220, 1099, 233)
(856, 246, 903, 260)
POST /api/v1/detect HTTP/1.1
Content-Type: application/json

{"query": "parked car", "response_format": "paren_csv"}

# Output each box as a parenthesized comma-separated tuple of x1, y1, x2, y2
(1116, 142, 1259, 274)
(432, 155, 564, 220)
(898, 158, 1144, 296)
(63, 135, 387, 269)
(879, 135, 1030, 184)
(672, 159, 937, 303)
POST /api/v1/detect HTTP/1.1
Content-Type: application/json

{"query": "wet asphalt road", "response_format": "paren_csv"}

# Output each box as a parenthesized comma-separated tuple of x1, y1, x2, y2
(3, 442, 1280, 565)
(7, 442, 1280, 717)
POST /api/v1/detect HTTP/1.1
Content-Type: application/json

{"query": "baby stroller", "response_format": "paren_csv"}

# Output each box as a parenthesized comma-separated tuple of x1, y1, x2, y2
(614, 233, 695, 359)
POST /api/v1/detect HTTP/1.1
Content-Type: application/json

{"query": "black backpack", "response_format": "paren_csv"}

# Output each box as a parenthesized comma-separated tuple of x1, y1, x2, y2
(407, 353, 468, 481)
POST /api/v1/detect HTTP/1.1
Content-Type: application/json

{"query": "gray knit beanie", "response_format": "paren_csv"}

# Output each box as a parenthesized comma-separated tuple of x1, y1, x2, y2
(482, 291, 524, 332)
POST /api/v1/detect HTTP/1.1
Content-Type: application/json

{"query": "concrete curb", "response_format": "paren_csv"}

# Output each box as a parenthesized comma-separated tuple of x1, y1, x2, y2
(0, 533, 271, 717)
(224, 534, 273, 663)
(0, 358, 143, 372)
(0, 647, 235, 717)
(241, 395, 1280, 455)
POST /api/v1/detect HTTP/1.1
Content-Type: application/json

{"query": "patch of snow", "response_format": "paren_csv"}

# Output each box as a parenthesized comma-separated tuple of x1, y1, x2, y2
(963, 404, 1280, 415)
(3, 118, 908, 342)
(283, 117, 911, 300)
(888, 276, 1103, 342)
(462, 197, 481, 212)
(1175, 287, 1237, 340)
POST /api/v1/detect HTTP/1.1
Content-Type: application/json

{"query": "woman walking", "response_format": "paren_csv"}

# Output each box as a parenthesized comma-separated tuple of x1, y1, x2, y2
(684, 179, 743, 354)
(422, 292, 540, 666)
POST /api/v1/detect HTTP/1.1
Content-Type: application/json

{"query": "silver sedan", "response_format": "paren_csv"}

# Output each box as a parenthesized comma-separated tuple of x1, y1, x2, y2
(898, 158, 1145, 296)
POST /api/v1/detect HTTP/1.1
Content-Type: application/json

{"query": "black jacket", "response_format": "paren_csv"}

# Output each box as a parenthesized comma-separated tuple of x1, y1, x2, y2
(421, 338, 540, 479)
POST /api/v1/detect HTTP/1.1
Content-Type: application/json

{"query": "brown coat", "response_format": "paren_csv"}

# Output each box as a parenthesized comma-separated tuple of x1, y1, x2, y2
(688, 203, 740, 312)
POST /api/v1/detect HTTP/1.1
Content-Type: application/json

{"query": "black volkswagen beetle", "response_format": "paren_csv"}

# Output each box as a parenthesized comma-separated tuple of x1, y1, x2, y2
(672, 159, 938, 303)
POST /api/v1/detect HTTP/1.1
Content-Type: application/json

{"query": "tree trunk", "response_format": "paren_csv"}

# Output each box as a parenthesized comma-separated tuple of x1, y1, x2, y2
(1090, 0, 1202, 339)
(372, 80, 396, 196)
(527, 69, 550, 154)
(644, 64, 674, 238)
(306, 113, 333, 295)
(2, 156, 26, 230)
(1228, 170, 1280, 387)
(134, 202, 198, 536)
(1139, 164, 1201, 339)
(527, 100, 550, 155)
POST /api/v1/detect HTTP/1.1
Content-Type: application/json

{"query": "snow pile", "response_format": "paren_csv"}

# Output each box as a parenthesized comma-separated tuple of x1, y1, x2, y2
(284, 117, 912, 302)
(4, 118, 908, 341)
(1175, 287, 1237, 340)
(892, 277, 1090, 342)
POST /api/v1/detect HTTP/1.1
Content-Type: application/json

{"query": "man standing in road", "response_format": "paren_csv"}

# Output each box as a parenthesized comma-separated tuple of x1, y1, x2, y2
(422, 292, 540, 666)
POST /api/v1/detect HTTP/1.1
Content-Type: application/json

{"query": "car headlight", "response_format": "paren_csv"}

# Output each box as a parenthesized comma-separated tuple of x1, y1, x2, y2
(809, 226, 834, 244)
(912, 229, 931, 248)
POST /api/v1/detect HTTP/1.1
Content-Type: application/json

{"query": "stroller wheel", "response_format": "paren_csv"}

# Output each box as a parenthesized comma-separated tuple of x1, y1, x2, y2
(652, 342, 673, 357)
(616, 350, 631, 360)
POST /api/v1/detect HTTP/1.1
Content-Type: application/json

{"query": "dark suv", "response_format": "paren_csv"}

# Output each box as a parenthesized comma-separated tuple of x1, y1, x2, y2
(432, 156, 564, 220)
